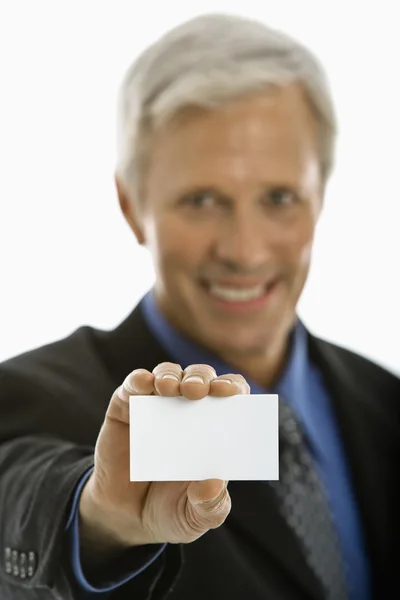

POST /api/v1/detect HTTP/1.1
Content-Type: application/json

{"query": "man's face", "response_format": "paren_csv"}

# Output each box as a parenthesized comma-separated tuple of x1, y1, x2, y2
(126, 85, 322, 360)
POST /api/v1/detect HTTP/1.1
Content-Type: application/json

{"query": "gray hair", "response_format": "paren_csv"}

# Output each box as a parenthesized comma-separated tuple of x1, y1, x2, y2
(116, 13, 337, 200)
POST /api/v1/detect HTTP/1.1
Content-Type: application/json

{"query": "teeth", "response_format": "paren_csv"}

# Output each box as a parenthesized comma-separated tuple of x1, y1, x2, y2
(209, 284, 266, 302)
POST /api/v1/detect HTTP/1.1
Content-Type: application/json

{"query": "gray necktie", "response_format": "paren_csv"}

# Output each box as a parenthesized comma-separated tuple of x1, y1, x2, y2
(270, 398, 349, 600)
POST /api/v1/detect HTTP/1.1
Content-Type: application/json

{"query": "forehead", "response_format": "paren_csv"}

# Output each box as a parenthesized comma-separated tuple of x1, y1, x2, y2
(146, 84, 320, 191)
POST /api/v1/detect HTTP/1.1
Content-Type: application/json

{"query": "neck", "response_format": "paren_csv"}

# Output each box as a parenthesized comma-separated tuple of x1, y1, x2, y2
(218, 331, 291, 389)
(151, 288, 294, 389)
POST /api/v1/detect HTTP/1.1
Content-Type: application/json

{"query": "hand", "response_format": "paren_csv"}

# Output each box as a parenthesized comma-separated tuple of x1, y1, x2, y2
(80, 362, 250, 549)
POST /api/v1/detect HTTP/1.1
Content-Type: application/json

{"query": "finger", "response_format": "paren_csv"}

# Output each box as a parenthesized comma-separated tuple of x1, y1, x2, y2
(210, 373, 251, 397)
(186, 479, 231, 533)
(153, 362, 183, 396)
(105, 369, 154, 424)
(123, 369, 155, 398)
(180, 364, 217, 400)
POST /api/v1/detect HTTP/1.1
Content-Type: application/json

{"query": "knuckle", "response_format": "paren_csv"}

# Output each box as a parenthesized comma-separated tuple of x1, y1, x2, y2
(231, 374, 250, 391)
(185, 501, 206, 535)
(215, 373, 248, 388)
(123, 369, 149, 393)
(187, 490, 231, 532)
(183, 364, 217, 381)
(113, 384, 127, 402)
(207, 492, 231, 528)
(123, 374, 137, 394)
(153, 362, 182, 377)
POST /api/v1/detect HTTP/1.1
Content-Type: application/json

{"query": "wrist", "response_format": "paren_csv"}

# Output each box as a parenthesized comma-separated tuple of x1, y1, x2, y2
(79, 477, 147, 550)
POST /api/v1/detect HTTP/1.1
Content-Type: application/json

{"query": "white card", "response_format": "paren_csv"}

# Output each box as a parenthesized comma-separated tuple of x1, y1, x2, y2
(129, 394, 279, 481)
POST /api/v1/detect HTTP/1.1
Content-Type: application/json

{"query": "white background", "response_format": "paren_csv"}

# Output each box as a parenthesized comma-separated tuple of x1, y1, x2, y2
(0, 1, 399, 375)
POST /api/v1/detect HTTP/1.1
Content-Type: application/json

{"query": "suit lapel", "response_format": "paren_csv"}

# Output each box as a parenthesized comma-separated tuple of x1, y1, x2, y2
(98, 302, 173, 386)
(308, 334, 400, 597)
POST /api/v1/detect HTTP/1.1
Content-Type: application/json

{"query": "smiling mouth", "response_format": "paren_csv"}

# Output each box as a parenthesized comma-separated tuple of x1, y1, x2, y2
(200, 279, 278, 305)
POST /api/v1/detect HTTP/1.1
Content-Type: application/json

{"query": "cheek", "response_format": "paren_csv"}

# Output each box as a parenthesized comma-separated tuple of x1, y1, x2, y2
(277, 215, 316, 268)
(150, 217, 211, 272)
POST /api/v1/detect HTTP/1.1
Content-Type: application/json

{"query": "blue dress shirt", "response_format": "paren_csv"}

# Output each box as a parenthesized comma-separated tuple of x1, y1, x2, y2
(66, 289, 371, 599)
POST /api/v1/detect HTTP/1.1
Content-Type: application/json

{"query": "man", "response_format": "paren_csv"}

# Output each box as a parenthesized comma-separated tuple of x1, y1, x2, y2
(0, 12, 399, 600)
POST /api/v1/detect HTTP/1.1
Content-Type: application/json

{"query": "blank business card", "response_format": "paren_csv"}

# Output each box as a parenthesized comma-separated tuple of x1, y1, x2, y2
(129, 394, 279, 482)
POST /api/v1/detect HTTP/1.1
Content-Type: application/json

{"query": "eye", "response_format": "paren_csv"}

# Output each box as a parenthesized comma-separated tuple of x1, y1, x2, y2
(266, 188, 297, 207)
(181, 191, 217, 209)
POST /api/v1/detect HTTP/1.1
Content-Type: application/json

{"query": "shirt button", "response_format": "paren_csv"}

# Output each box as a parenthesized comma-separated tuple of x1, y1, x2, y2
(11, 550, 19, 577)
(4, 547, 12, 574)
(19, 552, 27, 579)
(27, 551, 37, 578)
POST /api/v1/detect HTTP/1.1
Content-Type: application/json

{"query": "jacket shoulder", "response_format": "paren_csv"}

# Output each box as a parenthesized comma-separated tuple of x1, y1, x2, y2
(309, 332, 400, 416)
(1, 324, 101, 375)
(0, 324, 116, 401)
(316, 335, 398, 380)
(0, 325, 116, 443)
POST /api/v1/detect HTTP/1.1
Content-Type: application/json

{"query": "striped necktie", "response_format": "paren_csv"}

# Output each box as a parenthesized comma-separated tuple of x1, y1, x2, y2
(270, 398, 349, 600)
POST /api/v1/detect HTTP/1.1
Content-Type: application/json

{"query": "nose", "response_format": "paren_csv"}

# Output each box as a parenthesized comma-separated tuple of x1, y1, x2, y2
(214, 209, 271, 271)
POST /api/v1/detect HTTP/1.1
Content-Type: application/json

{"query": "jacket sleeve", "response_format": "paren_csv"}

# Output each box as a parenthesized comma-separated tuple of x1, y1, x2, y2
(66, 467, 167, 595)
(0, 361, 173, 600)
(0, 433, 95, 597)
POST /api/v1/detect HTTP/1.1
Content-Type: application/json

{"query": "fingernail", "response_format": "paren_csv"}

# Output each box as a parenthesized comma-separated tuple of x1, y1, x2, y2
(160, 374, 180, 381)
(184, 376, 204, 384)
(215, 378, 233, 384)
(200, 485, 227, 506)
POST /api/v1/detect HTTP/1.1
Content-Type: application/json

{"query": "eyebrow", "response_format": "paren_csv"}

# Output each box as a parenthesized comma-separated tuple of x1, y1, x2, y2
(175, 182, 299, 200)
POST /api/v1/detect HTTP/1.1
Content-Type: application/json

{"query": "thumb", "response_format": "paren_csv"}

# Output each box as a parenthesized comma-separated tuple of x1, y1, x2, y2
(186, 479, 231, 533)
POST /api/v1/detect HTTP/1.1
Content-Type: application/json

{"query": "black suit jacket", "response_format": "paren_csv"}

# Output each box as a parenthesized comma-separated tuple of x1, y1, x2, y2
(0, 300, 399, 600)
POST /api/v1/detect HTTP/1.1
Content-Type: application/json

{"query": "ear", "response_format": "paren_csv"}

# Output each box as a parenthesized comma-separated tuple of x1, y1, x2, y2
(115, 175, 145, 245)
